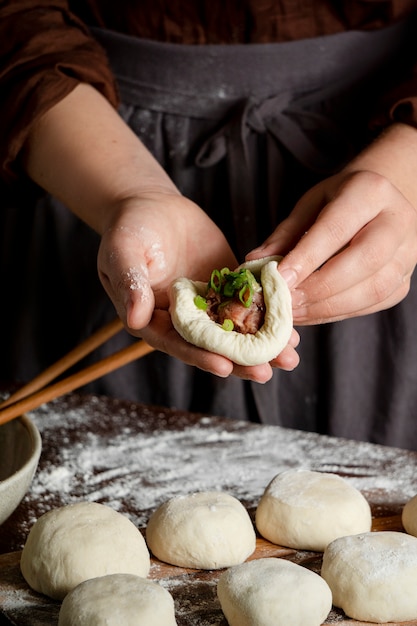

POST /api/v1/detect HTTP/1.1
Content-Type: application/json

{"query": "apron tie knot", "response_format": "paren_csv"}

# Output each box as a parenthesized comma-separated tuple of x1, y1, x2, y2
(194, 91, 353, 257)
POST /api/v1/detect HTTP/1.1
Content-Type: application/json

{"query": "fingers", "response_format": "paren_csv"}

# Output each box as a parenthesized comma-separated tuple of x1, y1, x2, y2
(228, 328, 300, 377)
(292, 268, 411, 324)
(97, 190, 302, 377)
(277, 172, 397, 288)
(268, 344, 300, 371)
(249, 170, 417, 324)
(141, 310, 300, 381)
(268, 328, 300, 370)
(141, 310, 234, 377)
(290, 208, 414, 322)
(141, 310, 273, 381)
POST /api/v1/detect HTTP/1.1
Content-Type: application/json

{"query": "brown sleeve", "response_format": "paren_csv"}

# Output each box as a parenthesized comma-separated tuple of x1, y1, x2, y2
(0, 0, 119, 183)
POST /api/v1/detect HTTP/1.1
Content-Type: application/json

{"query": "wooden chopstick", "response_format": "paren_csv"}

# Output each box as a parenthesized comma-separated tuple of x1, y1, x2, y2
(0, 321, 154, 427)
(0, 317, 125, 410)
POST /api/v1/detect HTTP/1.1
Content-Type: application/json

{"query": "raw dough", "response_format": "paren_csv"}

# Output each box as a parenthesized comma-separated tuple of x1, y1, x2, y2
(217, 557, 332, 626)
(402, 493, 417, 536)
(321, 531, 417, 623)
(20, 501, 150, 600)
(169, 256, 293, 366)
(146, 491, 256, 569)
(58, 574, 177, 626)
(255, 469, 371, 551)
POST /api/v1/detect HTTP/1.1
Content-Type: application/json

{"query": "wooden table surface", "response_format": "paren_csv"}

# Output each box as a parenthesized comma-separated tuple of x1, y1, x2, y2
(1, 392, 417, 625)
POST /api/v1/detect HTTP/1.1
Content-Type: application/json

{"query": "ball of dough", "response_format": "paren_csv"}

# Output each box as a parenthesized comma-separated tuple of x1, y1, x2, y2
(321, 531, 417, 623)
(217, 557, 332, 626)
(146, 491, 256, 569)
(402, 493, 417, 536)
(20, 502, 150, 600)
(255, 469, 371, 551)
(58, 574, 177, 626)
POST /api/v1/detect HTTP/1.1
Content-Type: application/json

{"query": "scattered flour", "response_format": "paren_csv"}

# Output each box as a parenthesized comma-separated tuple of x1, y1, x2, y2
(3, 393, 417, 625)
(22, 394, 417, 530)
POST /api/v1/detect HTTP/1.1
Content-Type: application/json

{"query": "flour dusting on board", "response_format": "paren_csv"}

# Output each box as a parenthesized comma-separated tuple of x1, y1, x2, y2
(22, 393, 417, 532)
(2, 393, 417, 626)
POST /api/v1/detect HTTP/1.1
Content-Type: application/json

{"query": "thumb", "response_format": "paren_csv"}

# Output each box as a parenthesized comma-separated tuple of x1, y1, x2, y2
(99, 260, 156, 332)
(123, 264, 156, 330)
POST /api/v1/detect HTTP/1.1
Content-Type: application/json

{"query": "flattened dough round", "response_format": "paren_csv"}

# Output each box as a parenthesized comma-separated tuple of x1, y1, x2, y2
(20, 502, 150, 600)
(169, 256, 292, 366)
(217, 557, 332, 626)
(146, 491, 256, 569)
(255, 469, 371, 551)
(58, 574, 177, 626)
(321, 531, 417, 623)
(402, 493, 417, 537)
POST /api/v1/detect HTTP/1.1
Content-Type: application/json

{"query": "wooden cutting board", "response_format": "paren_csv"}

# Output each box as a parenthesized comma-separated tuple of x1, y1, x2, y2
(1, 514, 415, 626)
(2, 393, 417, 625)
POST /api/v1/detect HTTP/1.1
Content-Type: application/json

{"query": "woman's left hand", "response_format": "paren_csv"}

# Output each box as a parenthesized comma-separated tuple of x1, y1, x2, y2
(247, 123, 417, 325)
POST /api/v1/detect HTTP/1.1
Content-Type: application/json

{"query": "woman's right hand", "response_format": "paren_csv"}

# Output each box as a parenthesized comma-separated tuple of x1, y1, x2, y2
(97, 190, 300, 381)
(22, 83, 299, 380)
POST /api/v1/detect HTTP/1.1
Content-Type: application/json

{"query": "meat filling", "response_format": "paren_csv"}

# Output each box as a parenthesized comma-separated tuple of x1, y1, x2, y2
(195, 267, 266, 335)
(206, 288, 265, 334)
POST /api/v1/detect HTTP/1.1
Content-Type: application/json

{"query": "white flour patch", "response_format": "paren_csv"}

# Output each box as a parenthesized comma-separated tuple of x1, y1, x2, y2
(146, 240, 167, 276)
(125, 265, 149, 292)
(3, 394, 417, 626)
(22, 396, 417, 529)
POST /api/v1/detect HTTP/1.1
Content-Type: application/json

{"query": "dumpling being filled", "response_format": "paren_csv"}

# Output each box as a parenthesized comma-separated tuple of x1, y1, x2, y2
(169, 256, 293, 366)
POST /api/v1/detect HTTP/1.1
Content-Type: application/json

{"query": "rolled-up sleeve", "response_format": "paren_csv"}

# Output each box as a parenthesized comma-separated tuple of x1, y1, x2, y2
(0, 0, 119, 182)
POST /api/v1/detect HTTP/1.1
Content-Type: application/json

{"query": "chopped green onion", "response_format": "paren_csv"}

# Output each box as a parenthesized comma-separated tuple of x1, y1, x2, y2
(221, 319, 234, 331)
(210, 269, 223, 292)
(239, 284, 253, 307)
(207, 267, 261, 308)
(194, 295, 208, 311)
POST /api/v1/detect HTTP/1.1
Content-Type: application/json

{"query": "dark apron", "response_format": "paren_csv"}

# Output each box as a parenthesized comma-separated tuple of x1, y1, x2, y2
(2, 19, 417, 448)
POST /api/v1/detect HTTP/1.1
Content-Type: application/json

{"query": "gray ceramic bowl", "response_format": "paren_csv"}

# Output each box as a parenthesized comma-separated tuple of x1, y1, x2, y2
(0, 414, 42, 525)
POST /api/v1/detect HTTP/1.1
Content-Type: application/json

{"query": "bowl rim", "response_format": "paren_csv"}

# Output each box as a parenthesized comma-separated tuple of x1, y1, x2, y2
(0, 413, 42, 487)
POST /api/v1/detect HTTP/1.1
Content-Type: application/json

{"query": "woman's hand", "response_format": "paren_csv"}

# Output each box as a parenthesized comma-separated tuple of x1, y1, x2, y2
(247, 123, 417, 325)
(97, 190, 300, 381)
(22, 82, 299, 378)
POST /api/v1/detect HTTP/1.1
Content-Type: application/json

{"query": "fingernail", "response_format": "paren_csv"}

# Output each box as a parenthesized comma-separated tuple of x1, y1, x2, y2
(292, 306, 308, 320)
(279, 268, 298, 288)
